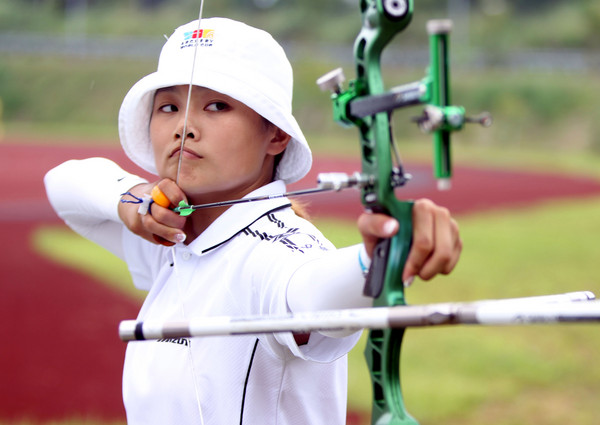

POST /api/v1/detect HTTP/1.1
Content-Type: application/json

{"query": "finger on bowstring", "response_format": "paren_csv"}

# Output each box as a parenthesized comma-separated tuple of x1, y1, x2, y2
(152, 179, 187, 209)
(149, 181, 188, 246)
(149, 199, 187, 229)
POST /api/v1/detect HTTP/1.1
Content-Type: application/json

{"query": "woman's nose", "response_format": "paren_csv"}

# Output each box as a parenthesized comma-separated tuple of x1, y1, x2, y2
(176, 129, 196, 140)
(175, 118, 198, 141)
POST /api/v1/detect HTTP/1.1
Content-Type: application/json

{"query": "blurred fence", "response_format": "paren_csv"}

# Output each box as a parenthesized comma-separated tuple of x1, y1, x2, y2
(2, 31, 599, 73)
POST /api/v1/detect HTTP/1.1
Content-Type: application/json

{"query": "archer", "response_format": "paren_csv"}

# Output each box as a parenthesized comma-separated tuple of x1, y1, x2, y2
(44, 17, 461, 424)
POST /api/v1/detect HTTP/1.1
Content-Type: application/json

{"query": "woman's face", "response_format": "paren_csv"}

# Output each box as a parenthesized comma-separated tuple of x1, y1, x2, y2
(150, 85, 289, 204)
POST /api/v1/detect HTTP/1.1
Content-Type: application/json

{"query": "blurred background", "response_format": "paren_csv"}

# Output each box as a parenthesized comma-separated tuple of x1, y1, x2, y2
(1, 1, 600, 424)
(2, 0, 600, 154)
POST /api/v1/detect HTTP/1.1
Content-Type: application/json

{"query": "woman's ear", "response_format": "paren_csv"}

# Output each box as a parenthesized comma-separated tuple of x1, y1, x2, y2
(267, 127, 292, 156)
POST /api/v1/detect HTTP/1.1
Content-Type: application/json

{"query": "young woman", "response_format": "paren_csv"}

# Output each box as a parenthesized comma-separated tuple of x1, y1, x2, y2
(45, 18, 461, 425)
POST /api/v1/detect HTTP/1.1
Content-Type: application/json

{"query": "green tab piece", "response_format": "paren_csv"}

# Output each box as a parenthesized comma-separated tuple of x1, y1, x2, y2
(174, 200, 194, 217)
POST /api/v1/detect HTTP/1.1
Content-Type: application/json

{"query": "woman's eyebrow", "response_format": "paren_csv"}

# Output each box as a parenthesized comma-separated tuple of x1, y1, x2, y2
(155, 87, 177, 95)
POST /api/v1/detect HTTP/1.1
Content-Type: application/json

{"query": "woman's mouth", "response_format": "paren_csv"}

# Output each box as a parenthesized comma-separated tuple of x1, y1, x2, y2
(171, 147, 202, 160)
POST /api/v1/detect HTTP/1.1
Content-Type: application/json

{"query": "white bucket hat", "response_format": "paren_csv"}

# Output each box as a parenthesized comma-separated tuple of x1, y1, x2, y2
(118, 17, 312, 184)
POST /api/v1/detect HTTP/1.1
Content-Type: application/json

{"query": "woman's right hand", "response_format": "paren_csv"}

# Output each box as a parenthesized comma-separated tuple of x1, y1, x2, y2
(118, 179, 188, 245)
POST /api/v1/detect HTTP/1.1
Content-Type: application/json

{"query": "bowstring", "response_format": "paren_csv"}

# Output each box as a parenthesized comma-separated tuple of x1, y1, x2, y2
(176, 0, 205, 185)
(173, 1, 206, 424)
(171, 245, 205, 425)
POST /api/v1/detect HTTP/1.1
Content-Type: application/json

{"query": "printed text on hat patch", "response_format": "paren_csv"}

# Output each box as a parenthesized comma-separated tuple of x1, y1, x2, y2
(181, 29, 214, 49)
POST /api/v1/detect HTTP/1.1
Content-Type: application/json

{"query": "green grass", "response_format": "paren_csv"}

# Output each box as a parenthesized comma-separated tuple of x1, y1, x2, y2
(32, 227, 145, 301)
(2, 1, 600, 151)
(0, 55, 155, 142)
(31, 195, 600, 425)
(3, 53, 600, 156)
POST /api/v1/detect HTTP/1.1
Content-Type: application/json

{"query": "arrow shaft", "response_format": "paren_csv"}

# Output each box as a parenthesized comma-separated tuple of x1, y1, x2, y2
(119, 292, 599, 341)
(174, 187, 331, 212)
(172, 173, 366, 213)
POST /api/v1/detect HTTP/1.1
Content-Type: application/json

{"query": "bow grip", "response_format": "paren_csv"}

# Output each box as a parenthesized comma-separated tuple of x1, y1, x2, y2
(363, 200, 417, 425)
(364, 201, 413, 304)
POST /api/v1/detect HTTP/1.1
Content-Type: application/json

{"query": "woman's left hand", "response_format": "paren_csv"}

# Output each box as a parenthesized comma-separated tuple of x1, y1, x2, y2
(357, 199, 462, 285)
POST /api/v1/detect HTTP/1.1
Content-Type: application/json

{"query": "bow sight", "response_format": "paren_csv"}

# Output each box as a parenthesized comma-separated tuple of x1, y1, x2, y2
(317, 3, 491, 192)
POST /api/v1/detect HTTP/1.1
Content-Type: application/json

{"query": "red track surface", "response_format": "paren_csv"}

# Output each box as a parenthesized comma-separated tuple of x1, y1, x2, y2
(1, 142, 600, 423)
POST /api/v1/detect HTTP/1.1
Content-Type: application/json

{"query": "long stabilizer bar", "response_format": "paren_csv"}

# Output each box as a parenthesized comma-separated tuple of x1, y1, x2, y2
(119, 291, 599, 342)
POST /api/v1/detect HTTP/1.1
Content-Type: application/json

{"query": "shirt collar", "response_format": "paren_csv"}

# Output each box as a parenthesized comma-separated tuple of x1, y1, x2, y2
(186, 180, 290, 255)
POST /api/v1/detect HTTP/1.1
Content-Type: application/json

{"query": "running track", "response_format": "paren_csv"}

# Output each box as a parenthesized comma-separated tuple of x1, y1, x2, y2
(2, 142, 600, 423)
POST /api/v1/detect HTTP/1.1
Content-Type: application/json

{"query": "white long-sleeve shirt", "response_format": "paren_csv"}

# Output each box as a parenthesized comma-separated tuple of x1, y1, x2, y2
(45, 157, 372, 425)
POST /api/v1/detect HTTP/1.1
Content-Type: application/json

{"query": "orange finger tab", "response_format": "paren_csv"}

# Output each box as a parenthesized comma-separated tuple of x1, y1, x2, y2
(151, 185, 171, 208)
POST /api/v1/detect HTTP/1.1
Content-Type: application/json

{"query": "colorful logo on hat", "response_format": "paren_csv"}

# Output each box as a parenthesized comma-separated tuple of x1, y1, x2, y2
(181, 29, 214, 49)
(183, 29, 215, 40)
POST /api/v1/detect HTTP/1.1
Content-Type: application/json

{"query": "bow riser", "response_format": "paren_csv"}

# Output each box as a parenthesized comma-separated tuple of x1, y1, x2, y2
(355, 2, 419, 424)
(318, 1, 473, 424)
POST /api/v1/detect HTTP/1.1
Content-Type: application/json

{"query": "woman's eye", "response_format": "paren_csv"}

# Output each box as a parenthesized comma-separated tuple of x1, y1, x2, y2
(159, 104, 178, 113)
(205, 101, 229, 112)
